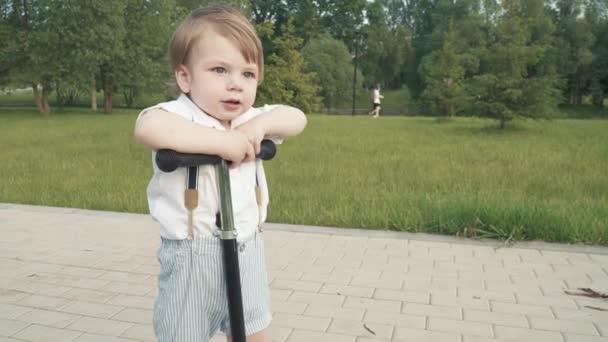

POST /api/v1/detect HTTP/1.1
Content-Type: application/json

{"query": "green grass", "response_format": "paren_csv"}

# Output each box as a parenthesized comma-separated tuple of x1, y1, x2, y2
(1, 108, 607, 245)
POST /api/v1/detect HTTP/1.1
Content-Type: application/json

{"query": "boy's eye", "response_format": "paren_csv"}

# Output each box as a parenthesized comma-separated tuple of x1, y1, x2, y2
(212, 67, 226, 74)
(243, 71, 256, 79)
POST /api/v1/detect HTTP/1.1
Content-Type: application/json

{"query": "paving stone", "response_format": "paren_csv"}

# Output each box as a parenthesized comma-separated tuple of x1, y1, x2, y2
(0, 336, 28, 342)
(304, 303, 364, 321)
(0, 303, 31, 319)
(59, 288, 116, 304)
(462, 336, 515, 342)
(463, 308, 528, 328)
(328, 319, 393, 340)
(272, 312, 330, 331)
(529, 317, 600, 335)
(268, 326, 291, 342)
(106, 294, 154, 310)
(393, 327, 460, 342)
(431, 293, 490, 311)
(343, 296, 401, 313)
(363, 311, 425, 329)
(490, 301, 554, 318)
(15, 309, 80, 328)
(494, 325, 564, 342)
(16, 295, 72, 311)
(373, 288, 430, 304)
(286, 330, 355, 342)
(271, 300, 308, 315)
(3, 204, 608, 342)
(72, 333, 138, 342)
(111, 308, 152, 324)
(66, 316, 133, 336)
(320, 284, 374, 298)
(427, 317, 493, 337)
(0, 318, 29, 337)
(562, 334, 608, 341)
(121, 323, 155, 341)
(13, 324, 82, 342)
(271, 279, 323, 293)
(402, 303, 461, 320)
(59, 301, 124, 319)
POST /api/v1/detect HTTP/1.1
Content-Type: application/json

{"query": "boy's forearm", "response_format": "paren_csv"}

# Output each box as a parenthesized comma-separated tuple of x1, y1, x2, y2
(252, 105, 307, 138)
(134, 109, 226, 154)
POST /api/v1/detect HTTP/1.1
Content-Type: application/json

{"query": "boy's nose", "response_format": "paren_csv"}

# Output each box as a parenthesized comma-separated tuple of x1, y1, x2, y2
(227, 75, 243, 91)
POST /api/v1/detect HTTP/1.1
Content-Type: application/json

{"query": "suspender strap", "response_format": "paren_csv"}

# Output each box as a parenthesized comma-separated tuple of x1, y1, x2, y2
(255, 160, 263, 231)
(184, 166, 198, 239)
(187, 166, 197, 188)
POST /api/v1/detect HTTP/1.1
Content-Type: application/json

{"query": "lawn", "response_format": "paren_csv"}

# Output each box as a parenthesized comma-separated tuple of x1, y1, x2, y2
(1, 107, 607, 245)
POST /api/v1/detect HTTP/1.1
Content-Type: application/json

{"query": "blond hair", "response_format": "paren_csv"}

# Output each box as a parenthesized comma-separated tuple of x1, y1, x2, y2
(168, 5, 264, 84)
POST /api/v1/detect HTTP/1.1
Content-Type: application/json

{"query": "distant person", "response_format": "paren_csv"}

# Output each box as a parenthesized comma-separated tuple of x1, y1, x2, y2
(368, 84, 384, 118)
(133, 5, 307, 342)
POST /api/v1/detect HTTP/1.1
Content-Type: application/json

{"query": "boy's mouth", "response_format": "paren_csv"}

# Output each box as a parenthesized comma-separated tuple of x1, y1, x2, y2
(222, 99, 241, 105)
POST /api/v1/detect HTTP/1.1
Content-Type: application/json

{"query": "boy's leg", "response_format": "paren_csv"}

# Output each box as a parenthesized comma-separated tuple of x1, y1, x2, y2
(154, 237, 226, 342)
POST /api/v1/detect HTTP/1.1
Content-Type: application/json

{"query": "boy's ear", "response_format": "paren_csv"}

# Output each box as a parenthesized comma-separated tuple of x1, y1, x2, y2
(175, 65, 191, 94)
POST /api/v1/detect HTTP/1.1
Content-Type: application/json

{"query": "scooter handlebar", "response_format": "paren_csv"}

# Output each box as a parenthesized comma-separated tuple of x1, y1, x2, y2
(155, 139, 276, 172)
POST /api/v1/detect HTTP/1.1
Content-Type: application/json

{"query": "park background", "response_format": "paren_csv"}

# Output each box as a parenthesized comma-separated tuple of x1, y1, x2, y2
(1, 0, 607, 245)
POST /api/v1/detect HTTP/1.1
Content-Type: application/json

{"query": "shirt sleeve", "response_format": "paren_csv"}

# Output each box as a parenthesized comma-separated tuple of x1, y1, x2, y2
(136, 100, 192, 125)
(234, 104, 284, 144)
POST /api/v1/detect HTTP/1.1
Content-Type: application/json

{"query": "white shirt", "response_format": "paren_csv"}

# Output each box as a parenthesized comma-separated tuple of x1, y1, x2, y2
(373, 89, 381, 104)
(137, 94, 280, 241)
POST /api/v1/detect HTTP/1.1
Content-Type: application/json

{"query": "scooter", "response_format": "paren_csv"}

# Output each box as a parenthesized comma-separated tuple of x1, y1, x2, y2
(155, 140, 276, 342)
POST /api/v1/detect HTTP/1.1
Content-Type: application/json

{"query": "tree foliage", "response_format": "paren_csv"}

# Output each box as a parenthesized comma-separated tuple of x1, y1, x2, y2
(0, 0, 607, 116)
(301, 33, 359, 109)
(473, 0, 559, 127)
(256, 18, 321, 113)
(421, 21, 468, 116)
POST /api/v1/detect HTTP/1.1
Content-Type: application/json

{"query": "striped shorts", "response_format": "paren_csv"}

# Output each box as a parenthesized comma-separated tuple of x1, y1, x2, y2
(153, 233, 272, 342)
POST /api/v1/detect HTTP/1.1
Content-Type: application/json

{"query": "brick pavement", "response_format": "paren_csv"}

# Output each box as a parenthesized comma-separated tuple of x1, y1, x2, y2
(1, 203, 608, 342)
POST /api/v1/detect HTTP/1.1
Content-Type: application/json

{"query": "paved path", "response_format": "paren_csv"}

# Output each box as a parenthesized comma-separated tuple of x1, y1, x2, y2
(1, 203, 608, 342)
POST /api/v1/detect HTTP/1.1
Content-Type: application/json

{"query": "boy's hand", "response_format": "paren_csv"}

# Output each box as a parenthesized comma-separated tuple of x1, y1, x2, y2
(220, 130, 254, 167)
(236, 120, 265, 156)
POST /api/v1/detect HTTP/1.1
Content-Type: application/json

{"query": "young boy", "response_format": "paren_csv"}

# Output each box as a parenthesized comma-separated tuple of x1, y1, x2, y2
(134, 5, 306, 342)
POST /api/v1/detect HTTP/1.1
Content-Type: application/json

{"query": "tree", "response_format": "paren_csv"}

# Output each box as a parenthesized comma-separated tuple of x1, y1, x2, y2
(43, 0, 129, 113)
(317, 0, 367, 51)
(551, 0, 595, 105)
(176, 0, 249, 12)
(407, 0, 486, 98)
(116, 0, 177, 108)
(585, 0, 608, 107)
(256, 18, 321, 113)
(0, 0, 54, 115)
(421, 21, 468, 116)
(473, 0, 559, 128)
(302, 33, 359, 110)
(360, 0, 411, 88)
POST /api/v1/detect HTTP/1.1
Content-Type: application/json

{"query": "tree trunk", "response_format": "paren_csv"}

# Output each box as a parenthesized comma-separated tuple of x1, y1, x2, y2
(103, 66, 114, 114)
(40, 83, 50, 117)
(90, 79, 97, 112)
(569, 78, 583, 105)
(32, 83, 43, 112)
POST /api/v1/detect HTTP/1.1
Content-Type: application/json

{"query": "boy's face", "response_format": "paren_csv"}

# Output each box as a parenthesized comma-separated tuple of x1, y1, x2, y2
(176, 29, 259, 127)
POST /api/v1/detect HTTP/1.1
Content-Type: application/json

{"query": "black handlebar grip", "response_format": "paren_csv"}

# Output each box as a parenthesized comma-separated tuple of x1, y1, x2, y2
(155, 139, 277, 173)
